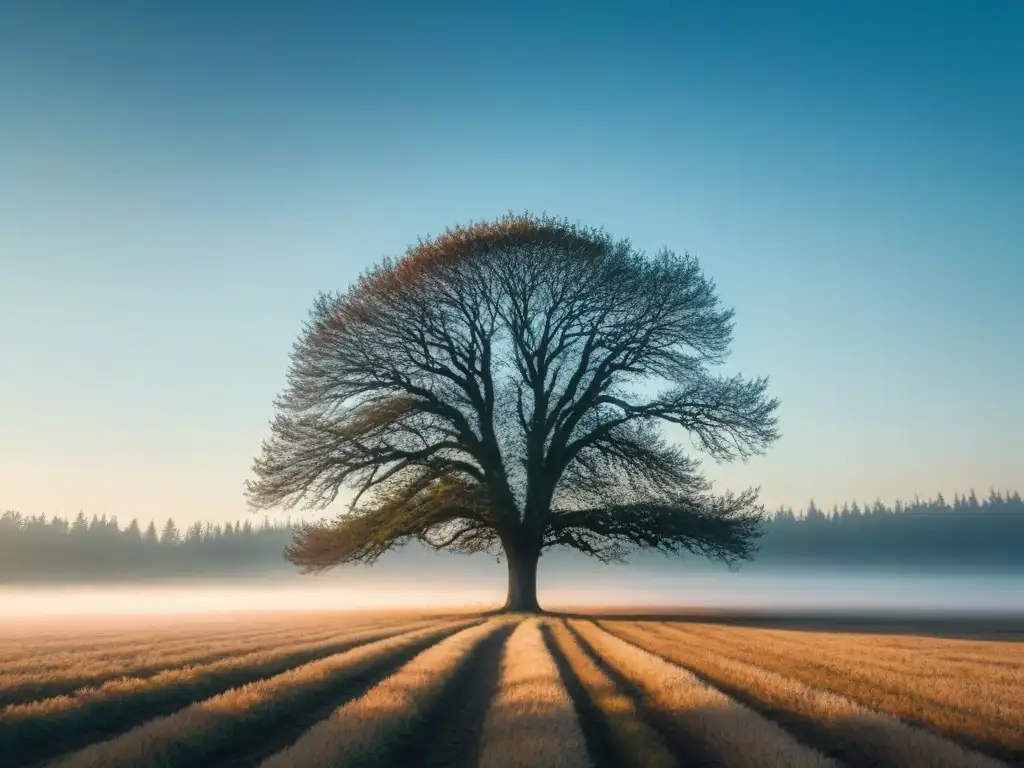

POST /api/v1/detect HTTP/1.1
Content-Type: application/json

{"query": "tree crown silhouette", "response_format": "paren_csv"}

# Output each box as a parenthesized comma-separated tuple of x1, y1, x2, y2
(246, 212, 780, 611)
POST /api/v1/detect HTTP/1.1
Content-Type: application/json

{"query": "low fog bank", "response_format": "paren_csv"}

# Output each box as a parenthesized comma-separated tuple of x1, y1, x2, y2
(2, 556, 1021, 617)
(5, 537, 1024, 586)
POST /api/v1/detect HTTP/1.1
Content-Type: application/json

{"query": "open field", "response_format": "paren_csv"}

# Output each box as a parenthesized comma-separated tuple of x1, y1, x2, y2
(0, 611, 1020, 767)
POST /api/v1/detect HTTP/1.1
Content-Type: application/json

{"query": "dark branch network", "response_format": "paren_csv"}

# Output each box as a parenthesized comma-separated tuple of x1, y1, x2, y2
(246, 213, 780, 610)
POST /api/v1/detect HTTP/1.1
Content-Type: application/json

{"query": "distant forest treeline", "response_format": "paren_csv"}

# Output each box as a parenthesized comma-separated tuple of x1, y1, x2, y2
(1, 490, 1022, 581)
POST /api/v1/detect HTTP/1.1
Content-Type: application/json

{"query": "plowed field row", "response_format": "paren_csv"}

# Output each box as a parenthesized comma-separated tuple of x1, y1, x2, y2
(1, 615, 1017, 768)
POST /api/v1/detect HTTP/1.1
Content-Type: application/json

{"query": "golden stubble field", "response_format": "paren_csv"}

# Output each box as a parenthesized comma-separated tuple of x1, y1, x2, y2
(0, 609, 1020, 768)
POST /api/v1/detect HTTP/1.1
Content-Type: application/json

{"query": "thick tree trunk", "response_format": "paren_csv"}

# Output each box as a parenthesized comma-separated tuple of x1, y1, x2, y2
(502, 540, 542, 613)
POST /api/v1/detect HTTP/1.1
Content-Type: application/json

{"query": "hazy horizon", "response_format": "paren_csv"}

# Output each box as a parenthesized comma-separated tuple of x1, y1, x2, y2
(3, 2, 1022, 528)
(3, 566, 1022, 618)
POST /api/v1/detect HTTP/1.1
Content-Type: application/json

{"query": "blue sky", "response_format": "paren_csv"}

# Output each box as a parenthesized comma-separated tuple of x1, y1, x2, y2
(2, 1, 1022, 527)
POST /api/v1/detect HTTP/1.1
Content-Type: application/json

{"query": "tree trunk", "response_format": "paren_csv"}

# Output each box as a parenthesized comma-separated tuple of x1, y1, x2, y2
(502, 540, 541, 613)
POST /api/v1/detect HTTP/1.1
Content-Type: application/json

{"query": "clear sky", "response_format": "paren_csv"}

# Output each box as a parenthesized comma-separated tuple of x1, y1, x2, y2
(2, 2, 1021, 528)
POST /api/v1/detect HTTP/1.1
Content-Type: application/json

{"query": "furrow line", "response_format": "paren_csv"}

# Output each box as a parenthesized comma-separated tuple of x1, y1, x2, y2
(572, 620, 836, 768)
(604, 621, 1007, 768)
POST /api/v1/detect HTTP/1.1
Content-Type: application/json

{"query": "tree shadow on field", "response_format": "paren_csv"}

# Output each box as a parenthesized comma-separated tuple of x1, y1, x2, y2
(388, 624, 514, 768)
(540, 623, 623, 768)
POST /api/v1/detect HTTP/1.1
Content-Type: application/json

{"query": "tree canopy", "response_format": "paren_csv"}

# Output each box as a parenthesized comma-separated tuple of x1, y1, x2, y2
(246, 212, 780, 610)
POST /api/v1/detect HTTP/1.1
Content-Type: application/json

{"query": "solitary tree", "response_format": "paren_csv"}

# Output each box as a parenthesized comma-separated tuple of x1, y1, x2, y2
(247, 213, 779, 612)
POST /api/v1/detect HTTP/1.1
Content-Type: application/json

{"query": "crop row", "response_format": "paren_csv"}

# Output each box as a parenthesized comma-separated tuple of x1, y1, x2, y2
(2, 617, 1014, 768)
(632, 621, 1021, 759)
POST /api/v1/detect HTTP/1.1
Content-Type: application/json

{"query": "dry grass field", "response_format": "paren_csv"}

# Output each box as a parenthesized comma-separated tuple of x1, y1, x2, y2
(0, 610, 1020, 768)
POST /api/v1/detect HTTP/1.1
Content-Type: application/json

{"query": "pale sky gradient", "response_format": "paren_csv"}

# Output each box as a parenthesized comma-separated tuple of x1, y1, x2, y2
(2, 2, 1022, 528)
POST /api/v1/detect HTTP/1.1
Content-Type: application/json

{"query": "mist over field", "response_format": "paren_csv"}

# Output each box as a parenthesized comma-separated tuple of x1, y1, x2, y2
(3, 558, 1021, 618)
(5, 492, 1023, 619)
